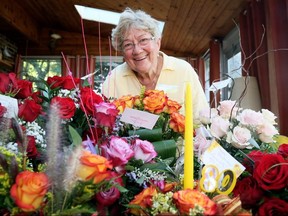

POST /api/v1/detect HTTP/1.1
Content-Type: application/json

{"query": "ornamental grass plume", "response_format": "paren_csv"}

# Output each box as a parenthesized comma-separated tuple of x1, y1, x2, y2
(45, 103, 66, 211)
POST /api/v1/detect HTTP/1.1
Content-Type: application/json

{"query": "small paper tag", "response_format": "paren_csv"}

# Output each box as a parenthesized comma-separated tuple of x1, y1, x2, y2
(200, 139, 245, 178)
(120, 108, 159, 130)
(0, 94, 18, 118)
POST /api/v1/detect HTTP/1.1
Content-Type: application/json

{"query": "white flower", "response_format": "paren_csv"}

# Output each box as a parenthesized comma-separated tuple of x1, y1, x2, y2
(199, 108, 218, 124)
(237, 109, 264, 127)
(261, 109, 277, 125)
(228, 126, 252, 149)
(218, 100, 240, 119)
(257, 123, 279, 143)
(210, 116, 230, 139)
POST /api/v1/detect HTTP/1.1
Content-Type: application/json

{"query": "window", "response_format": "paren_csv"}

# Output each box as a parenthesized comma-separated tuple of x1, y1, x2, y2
(221, 27, 242, 100)
(20, 57, 62, 90)
(94, 56, 123, 90)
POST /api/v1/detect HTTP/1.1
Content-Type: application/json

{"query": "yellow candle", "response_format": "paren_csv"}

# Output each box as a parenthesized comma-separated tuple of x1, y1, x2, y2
(184, 82, 194, 189)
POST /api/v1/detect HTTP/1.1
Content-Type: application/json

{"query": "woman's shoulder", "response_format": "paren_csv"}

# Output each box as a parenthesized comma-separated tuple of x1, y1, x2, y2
(108, 62, 133, 77)
(161, 52, 195, 72)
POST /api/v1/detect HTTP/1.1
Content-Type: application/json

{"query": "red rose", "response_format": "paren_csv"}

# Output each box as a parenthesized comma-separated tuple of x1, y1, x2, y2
(15, 79, 33, 99)
(18, 99, 42, 122)
(0, 72, 18, 94)
(277, 144, 288, 159)
(0, 104, 7, 117)
(95, 102, 119, 128)
(31, 91, 43, 104)
(95, 172, 123, 206)
(61, 75, 80, 90)
(26, 136, 39, 158)
(243, 150, 266, 174)
(253, 154, 288, 190)
(257, 198, 288, 216)
(233, 176, 264, 209)
(50, 96, 76, 119)
(47, 75, 80, 90)
(47, 76, 64, 89)
(79, 87, 103, 115)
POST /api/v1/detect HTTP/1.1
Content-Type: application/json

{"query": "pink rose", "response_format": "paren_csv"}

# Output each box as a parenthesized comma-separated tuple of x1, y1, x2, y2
(133, 139, 157, 163)
(257, 123, 278, 143)
(210, 116, 230, 139)
(237, 109, 264, 127)
(218, 100, 239, 118)
(228, 126, 252, 149)
(101, 136, 134, 167)
(95, 102, 119, 128)
(194, 127, 212, 155)
(199, 107, 218, 125)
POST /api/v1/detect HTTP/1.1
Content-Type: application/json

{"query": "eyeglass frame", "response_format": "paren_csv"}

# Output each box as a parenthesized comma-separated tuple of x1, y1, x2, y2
(122, 37, 155, 52)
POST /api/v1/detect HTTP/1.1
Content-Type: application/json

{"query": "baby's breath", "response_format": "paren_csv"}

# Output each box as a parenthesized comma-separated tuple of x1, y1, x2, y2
(58, 88, 80, 108)
(133, 167, 167, 184)
(19, 120, 47, 149)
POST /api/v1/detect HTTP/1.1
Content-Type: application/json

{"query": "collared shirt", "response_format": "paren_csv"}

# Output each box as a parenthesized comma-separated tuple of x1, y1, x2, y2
(101, 52, 209, 118)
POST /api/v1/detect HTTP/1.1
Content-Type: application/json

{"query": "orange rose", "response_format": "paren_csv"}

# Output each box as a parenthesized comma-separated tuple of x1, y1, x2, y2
(10, 170, 49, 212)
(173, 189, 217, 215)
(129, 186, 158, 215)
(164, 99, 182, 114)
(76, 150, 113, 181)
(162, 182, 178, 193)
(143, 90, 167, 114)
(169, 112, 185, 133)
(113, 95, 135, 113)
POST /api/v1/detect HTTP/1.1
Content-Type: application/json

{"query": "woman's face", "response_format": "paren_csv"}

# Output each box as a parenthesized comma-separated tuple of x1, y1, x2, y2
(122, 28, 161, 75)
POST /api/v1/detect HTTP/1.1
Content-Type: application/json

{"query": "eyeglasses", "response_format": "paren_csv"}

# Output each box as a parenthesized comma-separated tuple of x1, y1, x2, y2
(122, 37, 155, 52)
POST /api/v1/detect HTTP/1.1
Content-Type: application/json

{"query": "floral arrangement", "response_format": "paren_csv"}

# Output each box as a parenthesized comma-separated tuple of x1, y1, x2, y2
(0, 72, 221, 215)
(195, 99, 288, 216)
(1, 71, 287, 215)
(195, 100, 279, 159)
(232, 144, 288, 215)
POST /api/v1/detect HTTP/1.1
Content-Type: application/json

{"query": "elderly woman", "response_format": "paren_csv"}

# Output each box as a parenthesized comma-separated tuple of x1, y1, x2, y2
(101, 8, 208, 118)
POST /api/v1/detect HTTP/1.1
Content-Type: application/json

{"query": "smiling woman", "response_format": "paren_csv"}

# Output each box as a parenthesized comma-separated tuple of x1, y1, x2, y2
(101, 8, 208, 119)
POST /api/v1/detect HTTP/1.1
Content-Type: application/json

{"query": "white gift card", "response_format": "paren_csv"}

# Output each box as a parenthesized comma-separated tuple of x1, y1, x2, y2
(0, 94, 18, 118)
(120, 108, 159, 130)
(200, 139, 245, 178)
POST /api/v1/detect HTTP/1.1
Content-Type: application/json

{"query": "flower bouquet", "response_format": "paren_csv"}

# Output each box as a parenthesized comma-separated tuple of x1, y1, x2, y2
(1, 72, 220, 215)
(195, 99, 288, 215)
(195, 100, 279, 162)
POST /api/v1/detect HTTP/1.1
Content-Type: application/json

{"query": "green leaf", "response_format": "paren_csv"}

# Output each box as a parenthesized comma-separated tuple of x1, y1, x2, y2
(115, 184, 129, 193)
(152, 139, 176, 160)
(136, 175, 145, 185)
(68, 125, 82, 146)
(128, 128, 163, 142)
